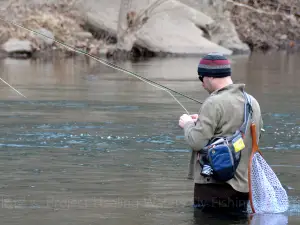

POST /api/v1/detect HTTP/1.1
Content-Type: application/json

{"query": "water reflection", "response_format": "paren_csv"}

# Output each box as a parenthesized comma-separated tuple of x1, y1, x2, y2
(249, 213, 288, 225)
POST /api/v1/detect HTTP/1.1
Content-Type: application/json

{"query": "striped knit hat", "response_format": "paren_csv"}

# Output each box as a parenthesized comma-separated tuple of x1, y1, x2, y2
(197, 52, 231, 78)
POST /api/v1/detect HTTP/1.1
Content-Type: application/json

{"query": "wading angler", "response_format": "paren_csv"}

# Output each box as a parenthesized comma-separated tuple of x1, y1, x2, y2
(179, 52, 263, 213)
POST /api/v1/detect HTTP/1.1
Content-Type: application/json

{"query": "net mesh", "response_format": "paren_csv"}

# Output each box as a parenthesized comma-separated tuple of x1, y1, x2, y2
(249, 124, 289, 214)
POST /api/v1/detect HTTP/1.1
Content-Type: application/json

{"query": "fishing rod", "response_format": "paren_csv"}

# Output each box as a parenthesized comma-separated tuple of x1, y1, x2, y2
(0, 17, 203, 115)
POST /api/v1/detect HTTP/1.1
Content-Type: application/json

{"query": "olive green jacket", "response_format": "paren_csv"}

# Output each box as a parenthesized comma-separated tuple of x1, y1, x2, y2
(184, 83, 263, 193)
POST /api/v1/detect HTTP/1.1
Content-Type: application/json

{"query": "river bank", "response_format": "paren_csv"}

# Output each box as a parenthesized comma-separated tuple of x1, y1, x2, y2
(0, 0, 299, 60)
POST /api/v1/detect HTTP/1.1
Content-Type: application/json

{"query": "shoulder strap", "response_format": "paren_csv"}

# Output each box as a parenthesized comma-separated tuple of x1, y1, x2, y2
(239, 91, 253, 136)
(234, 92, 253, 164)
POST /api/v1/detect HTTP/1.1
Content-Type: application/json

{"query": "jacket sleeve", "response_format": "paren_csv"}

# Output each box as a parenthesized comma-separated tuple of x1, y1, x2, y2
(183, 99, 220, 151)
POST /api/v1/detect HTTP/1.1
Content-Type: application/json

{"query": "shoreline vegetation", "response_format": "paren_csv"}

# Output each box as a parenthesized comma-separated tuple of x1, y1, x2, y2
(0, 0, 299, 61)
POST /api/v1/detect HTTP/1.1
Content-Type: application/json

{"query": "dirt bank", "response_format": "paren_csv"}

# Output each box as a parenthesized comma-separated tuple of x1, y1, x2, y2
(229, 0, 300, 51)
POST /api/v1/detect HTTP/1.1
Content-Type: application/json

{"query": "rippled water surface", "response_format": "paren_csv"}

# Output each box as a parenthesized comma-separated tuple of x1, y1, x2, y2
(0, 52, 299, 225)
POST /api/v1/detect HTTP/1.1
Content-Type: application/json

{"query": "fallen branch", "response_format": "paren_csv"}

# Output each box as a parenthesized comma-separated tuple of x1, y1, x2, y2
(226, 0, 299, 17)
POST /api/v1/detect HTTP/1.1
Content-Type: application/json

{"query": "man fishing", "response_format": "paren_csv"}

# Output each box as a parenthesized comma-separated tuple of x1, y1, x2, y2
(178, 52, 263, 213)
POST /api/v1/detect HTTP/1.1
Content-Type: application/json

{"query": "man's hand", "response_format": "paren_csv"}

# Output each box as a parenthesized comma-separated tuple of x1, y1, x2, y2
(179, 114, 194, 128)
(190, 114, 199, 123)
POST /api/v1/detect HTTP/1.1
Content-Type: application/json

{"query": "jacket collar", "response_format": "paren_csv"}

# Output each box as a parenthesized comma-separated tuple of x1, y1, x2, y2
(210, 83, 245, 96)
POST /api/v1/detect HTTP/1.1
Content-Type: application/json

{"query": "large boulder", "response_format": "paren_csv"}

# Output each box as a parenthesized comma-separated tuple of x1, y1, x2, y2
(81, 10, 118, 40)
(157, 0, 215, 29)
(135, 12, 232, 55)
(78, 0, 232, 55)
(180, 0, 251, 54)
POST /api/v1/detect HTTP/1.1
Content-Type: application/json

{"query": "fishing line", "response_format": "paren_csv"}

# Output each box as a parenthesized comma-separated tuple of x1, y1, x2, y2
(0, 17, 203, 115)
(0, 77, 27, 98)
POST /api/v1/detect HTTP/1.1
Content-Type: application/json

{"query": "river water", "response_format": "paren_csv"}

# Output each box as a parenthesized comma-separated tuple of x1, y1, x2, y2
(0, 52, 299, 225)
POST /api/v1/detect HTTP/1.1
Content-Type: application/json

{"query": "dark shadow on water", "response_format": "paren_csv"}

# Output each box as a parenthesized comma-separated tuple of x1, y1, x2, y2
(193, 208, 249, 225)
(193, 209, 289, 225)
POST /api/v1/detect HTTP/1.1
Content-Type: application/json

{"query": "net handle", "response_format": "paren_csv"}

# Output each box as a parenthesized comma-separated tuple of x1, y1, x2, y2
(251, 123, 260, 154)
(248, 122, 262, 214)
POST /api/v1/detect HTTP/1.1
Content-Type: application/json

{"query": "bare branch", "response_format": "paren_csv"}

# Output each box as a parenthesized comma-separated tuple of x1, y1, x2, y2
(227, 0, 300, 17)
(226, 0, 285, 16)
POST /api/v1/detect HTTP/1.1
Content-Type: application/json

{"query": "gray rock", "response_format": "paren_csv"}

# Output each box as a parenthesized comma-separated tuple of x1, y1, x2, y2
(32, 28, 55, 46)
(180, 0, 250, 54)
(75, 31, 93, 39)
(208, 12, 251, 54)
(81, 11, 118, 41)
(280, 34, 288, 40)
(2, 38, 33, 53)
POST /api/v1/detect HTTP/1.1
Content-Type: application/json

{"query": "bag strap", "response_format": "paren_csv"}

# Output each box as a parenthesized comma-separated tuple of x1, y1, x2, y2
(233, 91, 253, 166)
(239, 91, 253, 136)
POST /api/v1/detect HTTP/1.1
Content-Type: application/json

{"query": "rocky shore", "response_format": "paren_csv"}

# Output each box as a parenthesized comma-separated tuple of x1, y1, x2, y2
(0, 0, 299, 60)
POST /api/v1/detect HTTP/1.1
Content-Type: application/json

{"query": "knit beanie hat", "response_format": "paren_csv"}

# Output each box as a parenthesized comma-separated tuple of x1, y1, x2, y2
(197, 52, 231, 78)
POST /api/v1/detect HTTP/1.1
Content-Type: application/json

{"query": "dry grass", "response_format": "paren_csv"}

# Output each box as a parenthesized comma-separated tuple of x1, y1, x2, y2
(0, 0, 102, 53)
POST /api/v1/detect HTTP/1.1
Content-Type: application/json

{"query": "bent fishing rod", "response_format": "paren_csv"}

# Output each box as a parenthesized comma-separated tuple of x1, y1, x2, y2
(0, 17, 203, 114)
